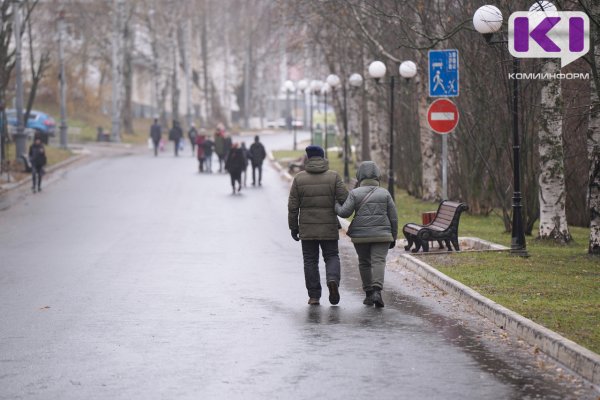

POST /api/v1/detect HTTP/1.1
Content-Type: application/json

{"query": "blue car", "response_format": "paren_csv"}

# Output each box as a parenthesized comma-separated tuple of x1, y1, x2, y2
(4, 109, 56, 143)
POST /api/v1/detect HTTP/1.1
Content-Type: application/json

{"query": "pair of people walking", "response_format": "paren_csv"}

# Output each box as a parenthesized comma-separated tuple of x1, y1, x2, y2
(150, 119, 184, 157)
(288, 145, 398, 307)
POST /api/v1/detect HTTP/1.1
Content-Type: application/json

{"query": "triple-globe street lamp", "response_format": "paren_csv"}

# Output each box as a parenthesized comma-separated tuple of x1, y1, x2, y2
(473, 4, 529, 256)
(367, 60, 417, 201)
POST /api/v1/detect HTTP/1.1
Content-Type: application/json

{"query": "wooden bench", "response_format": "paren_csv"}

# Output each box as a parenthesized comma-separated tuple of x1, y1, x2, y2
(402, 201, 468, 253)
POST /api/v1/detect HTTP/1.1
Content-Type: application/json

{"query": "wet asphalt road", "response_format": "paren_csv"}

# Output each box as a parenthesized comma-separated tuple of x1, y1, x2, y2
(0, 132, 596, 399)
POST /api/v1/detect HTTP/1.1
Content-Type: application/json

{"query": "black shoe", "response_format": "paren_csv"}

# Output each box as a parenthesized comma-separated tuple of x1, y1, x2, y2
(327, 281, 340, 305)
(37, 187, 42, 192)
(32, 187, 36, 193)
(363, 291, 374, 306)
(372, 290, 384, 308)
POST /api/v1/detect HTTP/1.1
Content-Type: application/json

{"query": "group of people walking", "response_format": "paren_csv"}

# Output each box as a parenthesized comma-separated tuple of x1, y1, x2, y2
(288, 145, 398, 308)
(149, 120, 267, 194)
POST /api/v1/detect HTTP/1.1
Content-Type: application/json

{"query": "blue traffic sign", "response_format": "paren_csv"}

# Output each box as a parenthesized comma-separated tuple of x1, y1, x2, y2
(428, 49, 459, 97)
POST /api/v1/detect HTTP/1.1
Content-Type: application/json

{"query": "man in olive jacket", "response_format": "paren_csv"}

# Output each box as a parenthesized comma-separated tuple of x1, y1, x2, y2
(288, 145, 348, 305)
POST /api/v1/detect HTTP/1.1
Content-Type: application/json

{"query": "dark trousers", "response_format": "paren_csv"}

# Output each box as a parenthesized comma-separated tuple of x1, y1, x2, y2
(230, 170, 242, 189)
(252, 161, 263, 185)
(174, 139, 180, 156)
(31, 165, 43, 190)
(301, 240, 341, 299)
(217, 154, 225, 172)
(152, 139, 159, 156)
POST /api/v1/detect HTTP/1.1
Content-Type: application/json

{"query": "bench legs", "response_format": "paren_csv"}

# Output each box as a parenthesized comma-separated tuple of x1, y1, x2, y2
(403, 232, 460, 253)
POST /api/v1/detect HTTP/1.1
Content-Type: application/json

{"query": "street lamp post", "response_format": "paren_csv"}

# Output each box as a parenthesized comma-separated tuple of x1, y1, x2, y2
(346, 73, 364, 183)
(284, 80, 296, 150)
(322, 82, 331, 157)
(368, 60, 396, 200)
(58, 10, 68, 149)
(473, 4, 527, 256)
(297, 79, 308, 134)
(326, 74, 341, 160)
(309, 80, 323, 145)
(325, 73, 363, 183)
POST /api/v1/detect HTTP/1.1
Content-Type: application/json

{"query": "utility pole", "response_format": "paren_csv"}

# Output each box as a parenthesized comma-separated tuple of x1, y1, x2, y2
(13, 0, 26, 158)
(111, 0, 124, 143)
(58, 10, 68, 149)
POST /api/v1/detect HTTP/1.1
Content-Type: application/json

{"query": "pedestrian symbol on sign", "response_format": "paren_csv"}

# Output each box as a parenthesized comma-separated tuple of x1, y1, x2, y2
(428, 49, 459, 97)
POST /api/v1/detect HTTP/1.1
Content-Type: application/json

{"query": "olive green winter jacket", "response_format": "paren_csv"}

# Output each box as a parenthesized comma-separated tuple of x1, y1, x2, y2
(335, 161, 398, 244)
(288, 157, 348, 240)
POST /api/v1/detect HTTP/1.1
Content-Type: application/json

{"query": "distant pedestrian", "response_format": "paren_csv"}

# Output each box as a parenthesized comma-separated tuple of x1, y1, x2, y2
(240, 142, 250, 187)
(149, 118, 162, 156)
(188, 123, 198, 156)
(214, 125, 226, 172)
(249, 135, 266, 186)
(203, 134, 214, 173)
(288, 145, 348, 306)
(28, 137, 47, 193)
(195, 134, 206, 172)
(225, 142, 246, 194)
(335, 161, 398, 308)
(169, 120, 183, 157)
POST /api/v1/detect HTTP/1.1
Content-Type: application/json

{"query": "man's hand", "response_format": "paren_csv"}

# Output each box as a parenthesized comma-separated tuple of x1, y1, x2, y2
(389, 241, 396, 249)
(291, 229, 300, 241)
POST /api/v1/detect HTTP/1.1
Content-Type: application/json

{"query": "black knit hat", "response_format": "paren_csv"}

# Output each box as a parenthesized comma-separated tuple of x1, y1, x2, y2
(305, 145, 325, 159)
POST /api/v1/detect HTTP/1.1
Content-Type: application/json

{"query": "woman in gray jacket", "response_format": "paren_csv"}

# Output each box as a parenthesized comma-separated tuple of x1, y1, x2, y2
(335, 161, 398, 307)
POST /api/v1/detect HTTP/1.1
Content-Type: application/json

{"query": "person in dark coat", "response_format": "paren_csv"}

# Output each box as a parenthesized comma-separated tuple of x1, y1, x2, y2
(28, 137, 47, 193)
(288, 145, 349, 306)
(225, 143, 246, 194)
(335, 161, 398, 308)
(169, 120, 183, 157)
(203, 135, 214, 173)
(149, 119, 162, 156)
(249, 135, 266, 186)
(214, 127, 226, 172)
(188, 123, 198, 156)
(195, 134, 206, 172)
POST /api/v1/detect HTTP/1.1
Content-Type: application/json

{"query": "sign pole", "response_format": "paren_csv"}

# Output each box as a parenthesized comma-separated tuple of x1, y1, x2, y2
(442, 134, 448, 200)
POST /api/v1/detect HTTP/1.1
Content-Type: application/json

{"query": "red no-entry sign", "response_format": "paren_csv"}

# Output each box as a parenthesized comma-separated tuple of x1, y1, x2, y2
(427, 99, 459, 134)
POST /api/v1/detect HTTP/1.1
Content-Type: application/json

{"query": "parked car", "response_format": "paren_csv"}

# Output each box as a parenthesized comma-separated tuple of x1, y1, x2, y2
(3, 109, 56, 143)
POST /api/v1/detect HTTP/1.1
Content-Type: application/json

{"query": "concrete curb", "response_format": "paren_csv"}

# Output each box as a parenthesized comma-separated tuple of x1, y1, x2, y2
(398, 252, 600, 385)
(269, 154, 600, 385)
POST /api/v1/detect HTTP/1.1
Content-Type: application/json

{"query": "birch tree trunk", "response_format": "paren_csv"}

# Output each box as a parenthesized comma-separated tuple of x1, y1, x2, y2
(537, 59, 571, 242)
(588, 26, 600, 254)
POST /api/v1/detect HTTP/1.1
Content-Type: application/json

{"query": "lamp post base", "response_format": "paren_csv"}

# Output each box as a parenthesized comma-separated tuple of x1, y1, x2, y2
(509, 247, 530, 257)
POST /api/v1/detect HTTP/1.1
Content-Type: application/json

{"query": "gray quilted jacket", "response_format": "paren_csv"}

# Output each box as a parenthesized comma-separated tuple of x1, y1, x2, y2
(335, 161, 398, 243)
